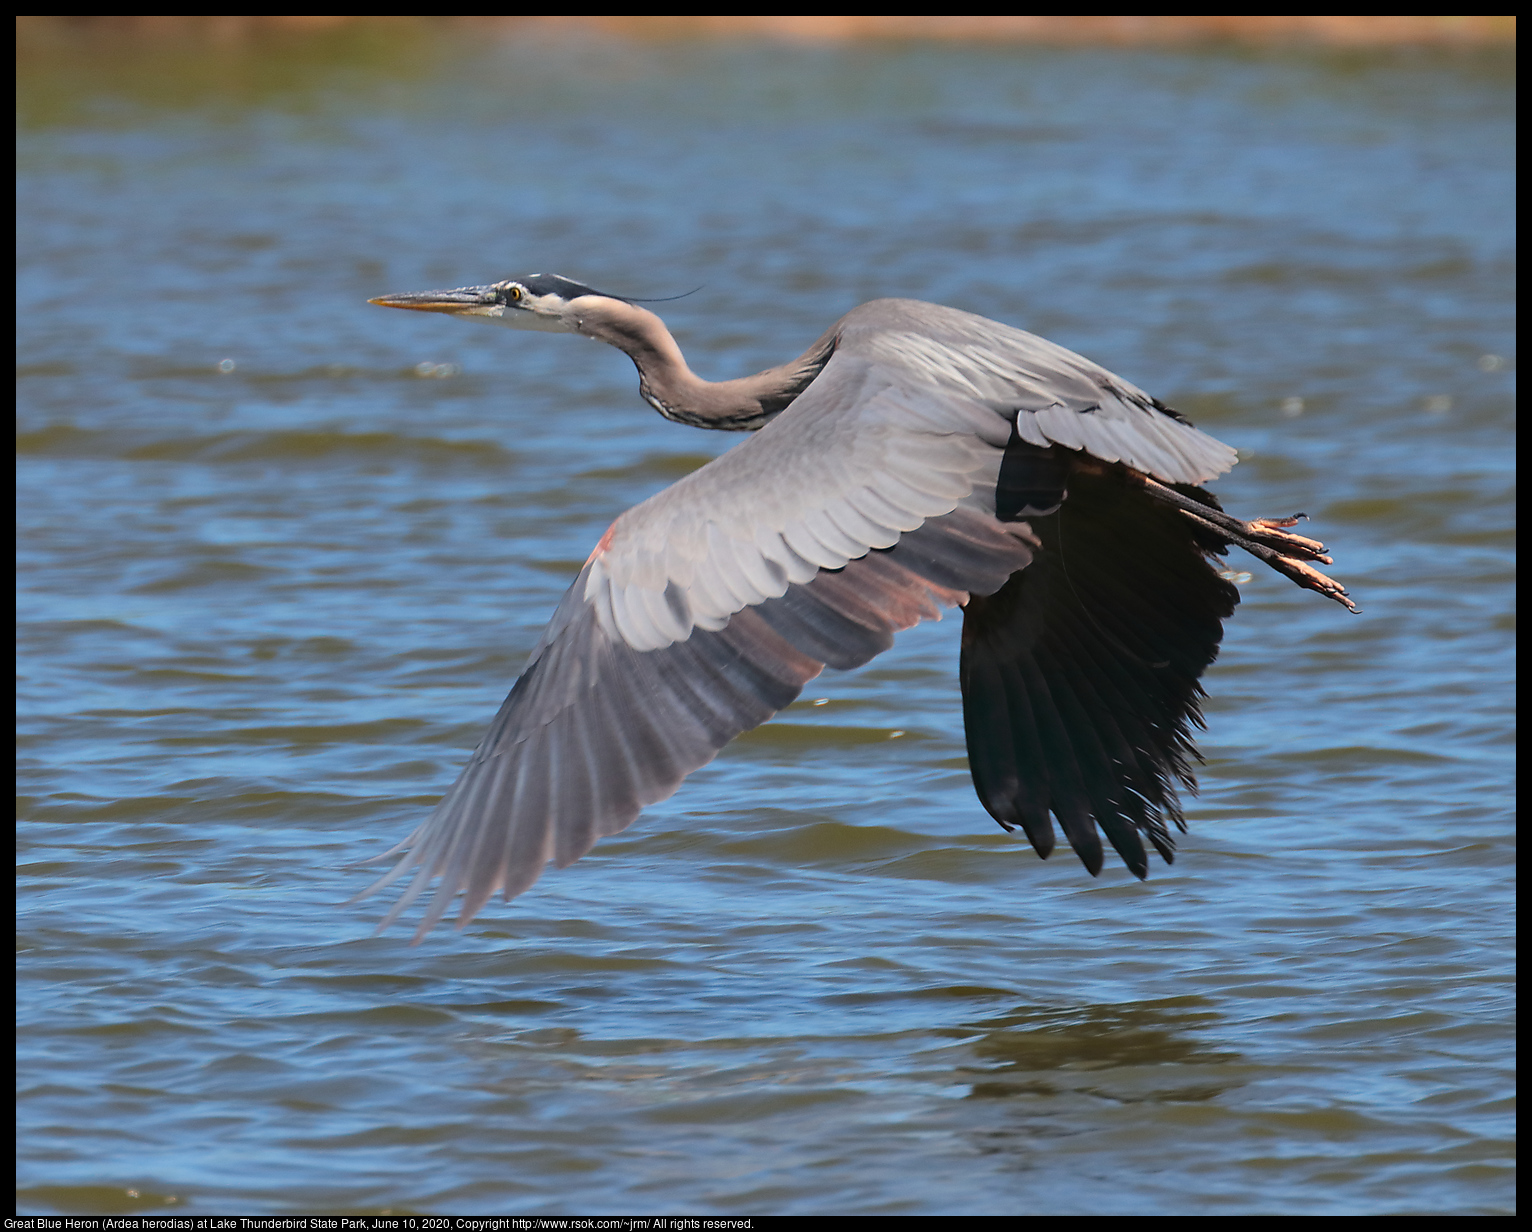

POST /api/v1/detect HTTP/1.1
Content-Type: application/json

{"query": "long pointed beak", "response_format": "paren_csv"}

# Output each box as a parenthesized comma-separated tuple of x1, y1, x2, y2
(368, 286, 500, 315)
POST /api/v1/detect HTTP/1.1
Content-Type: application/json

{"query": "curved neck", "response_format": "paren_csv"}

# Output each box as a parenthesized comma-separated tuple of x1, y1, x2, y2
(572, 298, 838, 431)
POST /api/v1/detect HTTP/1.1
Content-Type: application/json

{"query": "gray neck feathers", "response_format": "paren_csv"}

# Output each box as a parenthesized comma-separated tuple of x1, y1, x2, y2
(574, 299, 838, 431)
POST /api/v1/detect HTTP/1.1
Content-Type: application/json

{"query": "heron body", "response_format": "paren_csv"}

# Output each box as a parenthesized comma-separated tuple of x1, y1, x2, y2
(361, 274, 1356, 941)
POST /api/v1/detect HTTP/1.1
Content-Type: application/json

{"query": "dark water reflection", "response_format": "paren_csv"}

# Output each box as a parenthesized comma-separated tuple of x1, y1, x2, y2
(17, 29, 1513, 1215)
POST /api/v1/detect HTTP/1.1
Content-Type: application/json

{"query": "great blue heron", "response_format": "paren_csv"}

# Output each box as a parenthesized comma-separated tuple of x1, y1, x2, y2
(359, 273, 1357, 941)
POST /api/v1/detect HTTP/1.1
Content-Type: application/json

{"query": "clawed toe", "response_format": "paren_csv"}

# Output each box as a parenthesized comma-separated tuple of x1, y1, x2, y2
(1244, 516, 1332, 564)
(1263, 553, 1362, 613)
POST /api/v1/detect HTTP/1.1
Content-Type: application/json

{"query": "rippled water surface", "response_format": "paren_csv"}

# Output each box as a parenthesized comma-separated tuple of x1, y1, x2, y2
(17, 31, 1514, 1215)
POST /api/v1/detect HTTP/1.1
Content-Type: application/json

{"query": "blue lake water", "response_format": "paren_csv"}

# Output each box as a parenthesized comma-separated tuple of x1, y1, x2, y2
(17, 30, 1515, 1215)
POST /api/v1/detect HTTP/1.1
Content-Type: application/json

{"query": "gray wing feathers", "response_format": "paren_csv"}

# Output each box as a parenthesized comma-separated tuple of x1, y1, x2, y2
(355, 508, 1034, 938)
(588, 358, 1006, 654)
(847, 300, 1238, 485)
(354, 587, 826, 941)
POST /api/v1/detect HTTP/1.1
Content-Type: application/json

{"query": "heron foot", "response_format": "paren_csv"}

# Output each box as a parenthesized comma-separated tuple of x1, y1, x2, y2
(1132, 475, 1361, 614)
(1245, 515, 1332, 563)
(1177, 508, 1361, 613)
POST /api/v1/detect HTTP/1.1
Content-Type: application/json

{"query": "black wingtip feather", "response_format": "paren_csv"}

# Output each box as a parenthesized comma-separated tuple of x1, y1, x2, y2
(960, 457, 1238, 882)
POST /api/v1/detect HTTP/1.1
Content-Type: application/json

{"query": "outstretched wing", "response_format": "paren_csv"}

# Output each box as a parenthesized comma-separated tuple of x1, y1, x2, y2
(358, 508, 1034, 940)
(354, 298, 1242, 939)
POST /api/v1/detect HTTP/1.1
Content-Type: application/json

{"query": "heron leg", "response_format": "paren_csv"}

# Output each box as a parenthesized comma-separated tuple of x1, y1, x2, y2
(1134, 475, 1361, 614)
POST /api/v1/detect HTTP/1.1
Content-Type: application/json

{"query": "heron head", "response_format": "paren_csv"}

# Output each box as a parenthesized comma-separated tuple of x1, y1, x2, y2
(369, 273, 618, 334)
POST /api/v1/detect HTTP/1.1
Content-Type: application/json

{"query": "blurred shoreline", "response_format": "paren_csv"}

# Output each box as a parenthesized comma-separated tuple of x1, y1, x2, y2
(15, 15, 1517, 47)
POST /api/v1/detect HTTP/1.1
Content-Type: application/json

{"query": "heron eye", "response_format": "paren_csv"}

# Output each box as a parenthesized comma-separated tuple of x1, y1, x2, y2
(507, 285, 523, 302)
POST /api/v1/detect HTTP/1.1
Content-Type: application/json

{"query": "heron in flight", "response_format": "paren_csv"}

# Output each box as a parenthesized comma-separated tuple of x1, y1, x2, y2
(360, 273, 1357, 941)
